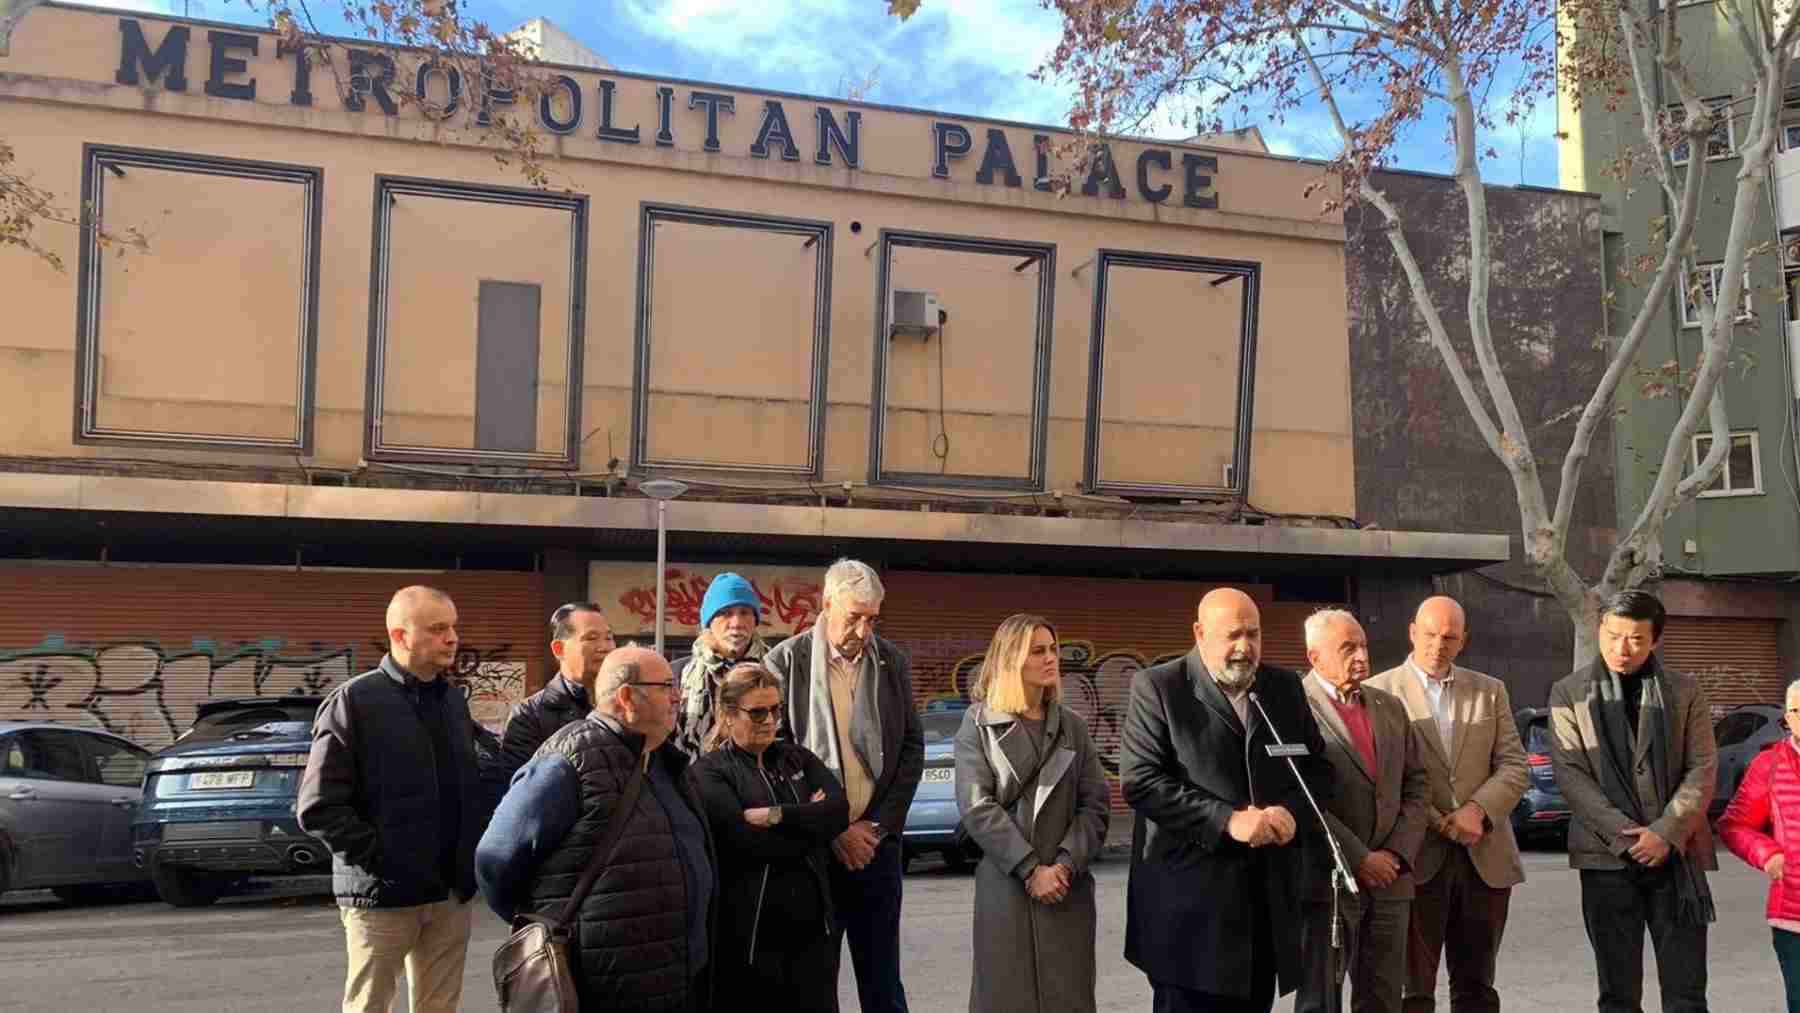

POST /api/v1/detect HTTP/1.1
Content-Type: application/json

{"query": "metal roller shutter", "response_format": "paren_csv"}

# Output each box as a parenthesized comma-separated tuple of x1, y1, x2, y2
(1658, 616, 1788, 717)
(878, 572, 1327, 813)
(0, 564, 546, 749)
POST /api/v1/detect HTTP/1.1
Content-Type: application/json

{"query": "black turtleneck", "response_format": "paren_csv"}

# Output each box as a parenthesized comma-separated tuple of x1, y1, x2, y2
(1617, 666, 1645, 739)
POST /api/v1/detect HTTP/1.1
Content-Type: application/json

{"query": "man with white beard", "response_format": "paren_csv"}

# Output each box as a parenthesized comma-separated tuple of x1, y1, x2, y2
(1121, 587, 1332, 1013)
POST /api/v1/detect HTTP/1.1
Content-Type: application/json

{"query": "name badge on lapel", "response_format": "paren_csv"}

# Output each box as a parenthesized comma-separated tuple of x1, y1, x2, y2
(1266, 743, 1310, 758)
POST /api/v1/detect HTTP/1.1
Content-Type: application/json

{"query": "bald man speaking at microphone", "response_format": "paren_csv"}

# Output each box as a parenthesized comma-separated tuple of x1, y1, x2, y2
(1121, 587, 1333, 1013)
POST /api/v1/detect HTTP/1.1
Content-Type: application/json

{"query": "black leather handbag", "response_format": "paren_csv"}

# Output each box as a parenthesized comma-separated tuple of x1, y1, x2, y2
(492, 764, 647, 1012)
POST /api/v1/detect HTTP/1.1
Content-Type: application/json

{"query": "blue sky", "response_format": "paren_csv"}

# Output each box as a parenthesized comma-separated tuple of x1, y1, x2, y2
(87, 0, 1560, 186)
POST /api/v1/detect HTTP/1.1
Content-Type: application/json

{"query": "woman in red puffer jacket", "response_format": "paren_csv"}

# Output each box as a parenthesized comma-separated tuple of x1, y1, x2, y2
(1718, 680, 1800, 1013)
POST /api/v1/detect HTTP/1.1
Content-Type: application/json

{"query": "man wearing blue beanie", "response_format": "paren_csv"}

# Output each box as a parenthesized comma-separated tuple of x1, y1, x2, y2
(671, 571, 768, 758)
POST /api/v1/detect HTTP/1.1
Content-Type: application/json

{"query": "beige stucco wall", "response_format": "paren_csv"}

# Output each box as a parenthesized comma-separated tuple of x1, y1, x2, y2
(1, 4, 1355, 515)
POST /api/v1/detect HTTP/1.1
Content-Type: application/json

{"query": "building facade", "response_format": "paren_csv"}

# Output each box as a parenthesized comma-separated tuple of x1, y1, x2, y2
(0, 5, 1508, 810)
(1557, 1, 1800, 714)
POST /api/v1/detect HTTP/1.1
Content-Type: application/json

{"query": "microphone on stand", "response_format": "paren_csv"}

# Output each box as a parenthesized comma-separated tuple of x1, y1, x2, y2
(1247, 687, 1360, 960)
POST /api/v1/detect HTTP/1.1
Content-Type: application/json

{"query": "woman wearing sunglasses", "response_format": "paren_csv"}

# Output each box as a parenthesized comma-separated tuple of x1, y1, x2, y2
(689, 662, 848, 1013)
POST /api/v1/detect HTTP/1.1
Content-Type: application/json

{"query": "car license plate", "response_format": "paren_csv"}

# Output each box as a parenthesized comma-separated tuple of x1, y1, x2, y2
(189, 771, 256, 790)
(922, 767, 953, 784)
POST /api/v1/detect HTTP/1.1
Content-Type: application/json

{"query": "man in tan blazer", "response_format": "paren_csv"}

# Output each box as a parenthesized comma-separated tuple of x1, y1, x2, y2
(1366, 596, 1528, 1013)
(1549, 590, 1715, 1013)
(1297, 609, 1431, 1013)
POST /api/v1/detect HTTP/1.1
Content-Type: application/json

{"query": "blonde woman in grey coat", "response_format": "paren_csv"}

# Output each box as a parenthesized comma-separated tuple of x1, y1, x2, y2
(955, 613, 1111, 1013)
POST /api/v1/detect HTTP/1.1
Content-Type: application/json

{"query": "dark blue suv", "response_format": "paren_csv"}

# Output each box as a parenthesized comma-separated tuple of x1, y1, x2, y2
(1509, 707, 1570, 845)
(132, 696, 329, 906)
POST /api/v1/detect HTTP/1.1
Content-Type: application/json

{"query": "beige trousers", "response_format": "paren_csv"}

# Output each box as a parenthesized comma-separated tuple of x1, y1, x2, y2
(338, 897, 474, 1013)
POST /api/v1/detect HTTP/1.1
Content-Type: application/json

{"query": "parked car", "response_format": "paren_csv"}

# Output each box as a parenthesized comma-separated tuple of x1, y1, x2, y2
(902, 703, 981, 871)
(1711, 703, 1787, 819)
(1509, 707, 1570, 844)
(0, 721, 153, 903)
(133, 696, 330, 907)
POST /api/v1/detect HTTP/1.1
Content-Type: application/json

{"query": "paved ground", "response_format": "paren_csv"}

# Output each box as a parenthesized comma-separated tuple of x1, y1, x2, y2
(0, 844, 1786, 1011)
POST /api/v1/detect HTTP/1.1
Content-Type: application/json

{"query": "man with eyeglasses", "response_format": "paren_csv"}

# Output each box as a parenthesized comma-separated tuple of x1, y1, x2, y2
(766, 557, 924, 1013)
(476, 645, 717, 1012)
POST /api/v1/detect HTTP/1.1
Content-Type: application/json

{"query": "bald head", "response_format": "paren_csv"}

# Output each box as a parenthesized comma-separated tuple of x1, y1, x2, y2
(1409, 595, 1468, 679)
(594, 646, 677, 748)
(1194, 587, 1262, 691)
(385, 585, 458, 680)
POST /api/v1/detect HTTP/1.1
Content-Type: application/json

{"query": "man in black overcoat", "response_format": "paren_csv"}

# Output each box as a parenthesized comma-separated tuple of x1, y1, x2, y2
(1122, 586, 1333, 1013)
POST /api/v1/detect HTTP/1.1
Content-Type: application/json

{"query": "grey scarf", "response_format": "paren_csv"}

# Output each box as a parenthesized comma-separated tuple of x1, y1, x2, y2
(1587, 653, 1714, 926)
(803, 617, 885, 791)
(675, 632, 767, 758)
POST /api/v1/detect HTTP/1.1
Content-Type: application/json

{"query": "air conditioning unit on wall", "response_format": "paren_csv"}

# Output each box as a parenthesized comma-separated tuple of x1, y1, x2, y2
(889, 289, 942, 339)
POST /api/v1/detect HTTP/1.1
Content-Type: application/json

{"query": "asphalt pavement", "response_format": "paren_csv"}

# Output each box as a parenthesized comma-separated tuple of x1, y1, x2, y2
(0, 845, 1788, 1011)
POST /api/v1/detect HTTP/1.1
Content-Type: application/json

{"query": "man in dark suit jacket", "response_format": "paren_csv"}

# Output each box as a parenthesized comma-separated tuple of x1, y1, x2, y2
(1298, 609, 1431, 1013)
(1122, 586, 1333, 1013)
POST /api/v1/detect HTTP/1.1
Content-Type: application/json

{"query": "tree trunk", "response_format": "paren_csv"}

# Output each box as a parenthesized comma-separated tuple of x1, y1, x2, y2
(1569, 606, 1599, 674)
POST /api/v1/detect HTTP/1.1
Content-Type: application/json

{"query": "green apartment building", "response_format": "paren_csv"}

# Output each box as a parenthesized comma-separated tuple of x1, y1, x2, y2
(1557, 0, 1800, 720)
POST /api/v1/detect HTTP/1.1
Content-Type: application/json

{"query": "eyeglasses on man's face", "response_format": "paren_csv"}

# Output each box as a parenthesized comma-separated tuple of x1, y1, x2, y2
(732, 704, 784, 724)
(630, 680, 677, 694)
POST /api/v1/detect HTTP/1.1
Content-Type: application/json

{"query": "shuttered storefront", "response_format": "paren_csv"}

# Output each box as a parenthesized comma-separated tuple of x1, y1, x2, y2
(1659, 616, 1788, 717)
(0, 564, 545, 749)
(878, 571, 1328, 813)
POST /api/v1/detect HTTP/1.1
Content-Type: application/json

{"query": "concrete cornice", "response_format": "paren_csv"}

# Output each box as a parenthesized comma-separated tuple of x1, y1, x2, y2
(0, 472, 1510, 566)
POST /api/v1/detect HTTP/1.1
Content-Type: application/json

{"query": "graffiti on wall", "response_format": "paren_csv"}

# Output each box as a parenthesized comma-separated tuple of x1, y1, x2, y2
(933, 640, 1185, 792)
(590, 562, 824, 640)
(0, 637, 529, 749)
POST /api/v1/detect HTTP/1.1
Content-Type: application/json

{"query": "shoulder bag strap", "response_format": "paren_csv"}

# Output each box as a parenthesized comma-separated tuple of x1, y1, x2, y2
(553, 756, 649, 926)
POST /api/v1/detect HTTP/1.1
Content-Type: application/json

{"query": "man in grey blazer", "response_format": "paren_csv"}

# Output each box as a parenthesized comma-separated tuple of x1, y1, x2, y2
(1298, 609, 1431, 1013)
(1365, 597, 1528, 1013)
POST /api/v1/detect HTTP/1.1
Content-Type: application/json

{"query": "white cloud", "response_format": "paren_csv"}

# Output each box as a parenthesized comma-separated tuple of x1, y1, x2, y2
(77, 0, 185, 15)
(619, 0, 1070, 124)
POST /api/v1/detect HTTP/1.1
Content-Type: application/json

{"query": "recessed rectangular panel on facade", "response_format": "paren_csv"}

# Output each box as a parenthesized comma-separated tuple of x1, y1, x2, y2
(1084, 251, 1260, 497)
(74, 146, 321, 452)
(881, 245, 1041, 480)
(366, 177, 586, 467)
(632, 204, 832, 477)
(870, 231, 1055, 490)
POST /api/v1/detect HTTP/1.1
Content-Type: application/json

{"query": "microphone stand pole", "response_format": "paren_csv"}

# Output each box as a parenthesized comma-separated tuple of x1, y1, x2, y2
(1248, 690, 1358, 970)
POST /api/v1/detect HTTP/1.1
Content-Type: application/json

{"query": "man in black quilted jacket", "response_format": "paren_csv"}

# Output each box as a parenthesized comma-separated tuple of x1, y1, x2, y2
(477, 645, 716, 1012)
(485, 601, 615, 787)
(298, 585, 485, 1013)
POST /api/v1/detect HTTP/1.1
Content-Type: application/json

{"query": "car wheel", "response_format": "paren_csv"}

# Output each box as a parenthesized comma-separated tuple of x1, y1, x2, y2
(941, 848, 973, 872)
(0, 840, 12, 900)
(150, 861, 227, 908)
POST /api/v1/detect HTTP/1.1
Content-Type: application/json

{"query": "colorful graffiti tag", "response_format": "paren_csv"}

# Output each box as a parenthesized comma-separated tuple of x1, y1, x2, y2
(0, 637, 528, 748)
(591, 562, 824, 640)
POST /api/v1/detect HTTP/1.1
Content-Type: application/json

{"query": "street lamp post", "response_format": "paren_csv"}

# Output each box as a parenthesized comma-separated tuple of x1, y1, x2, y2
(639, 478, 689, 657)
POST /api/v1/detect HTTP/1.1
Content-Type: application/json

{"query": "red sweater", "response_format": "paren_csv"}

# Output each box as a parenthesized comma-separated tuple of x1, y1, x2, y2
(1718, 739, 1800, 925)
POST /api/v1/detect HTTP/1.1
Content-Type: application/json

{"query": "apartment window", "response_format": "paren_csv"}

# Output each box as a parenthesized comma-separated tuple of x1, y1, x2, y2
(1082, 250, 1261, 496)
(868, 230, 1055, 489)
(74, 145, 322, 452)
(1681, 261, 1754, 328)
(365, 176, 587, 466)
(1670, 97, 1735, 165)
(631, 204, 831, 476)
(1779, 122, 1800, 151)
(1693, 430, 1762, 496)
